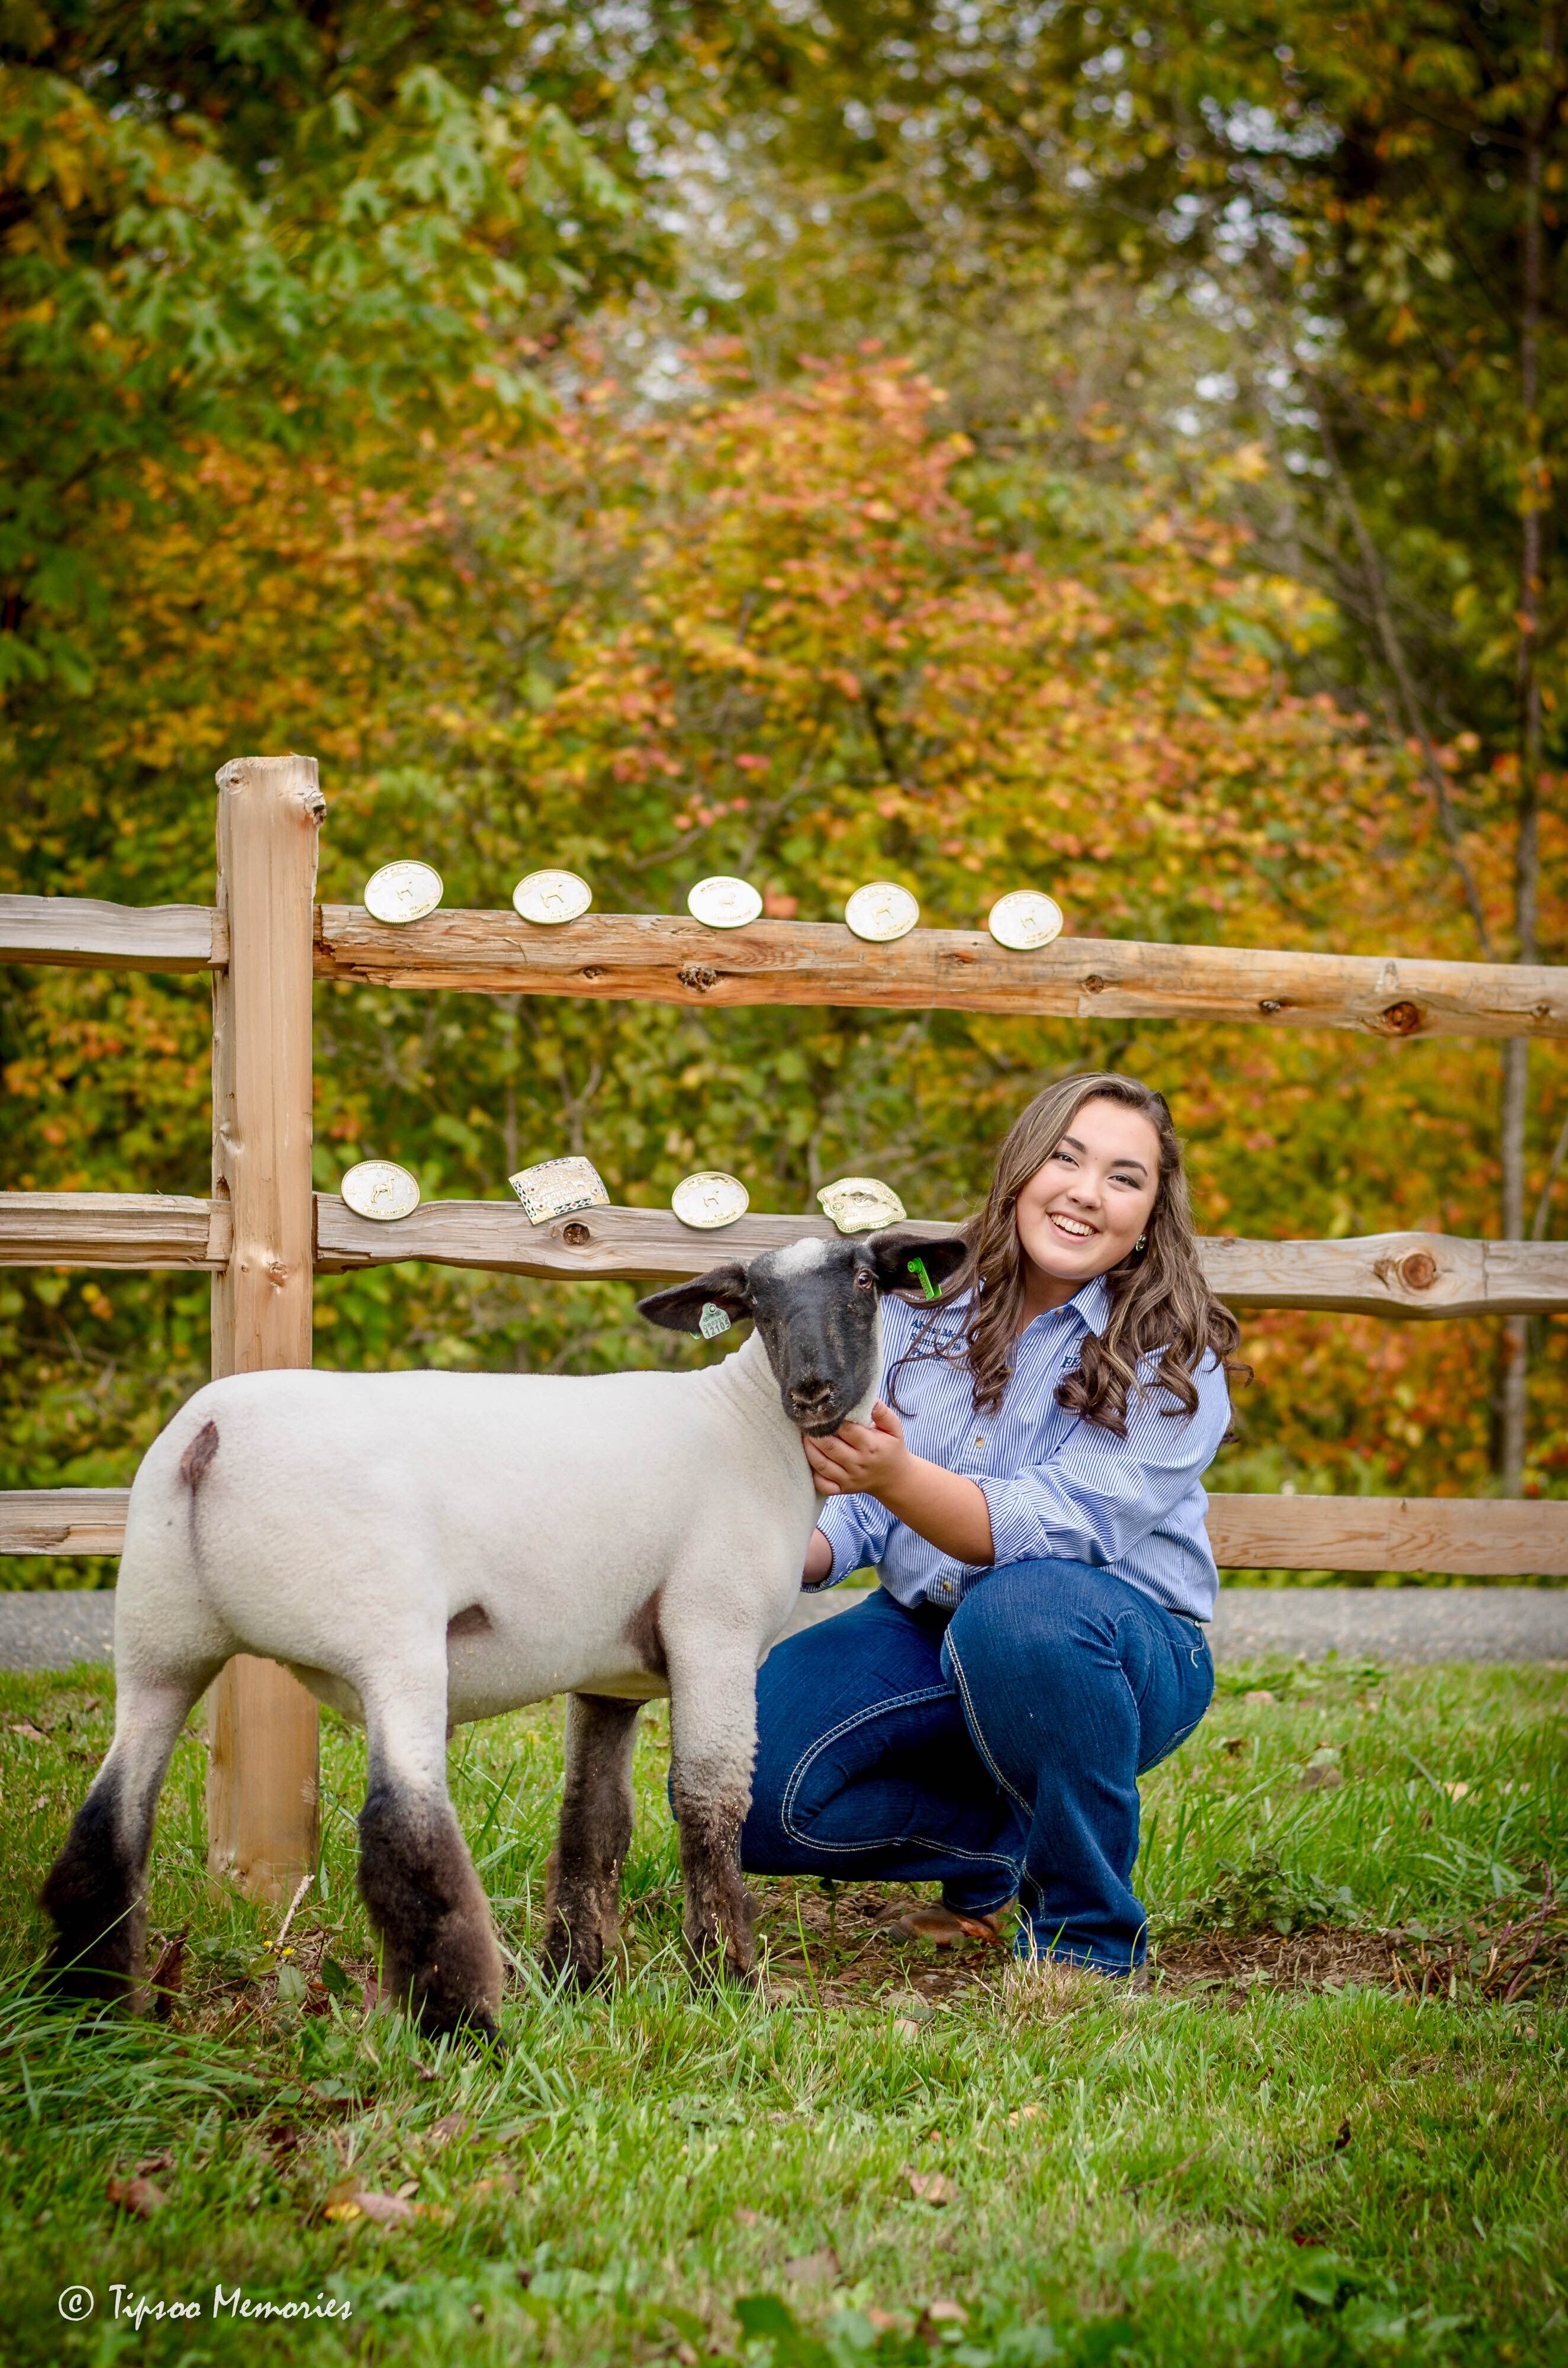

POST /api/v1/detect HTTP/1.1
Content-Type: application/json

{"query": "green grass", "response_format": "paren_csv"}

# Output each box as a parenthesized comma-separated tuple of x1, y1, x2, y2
(0, 1656, 1564, 2367)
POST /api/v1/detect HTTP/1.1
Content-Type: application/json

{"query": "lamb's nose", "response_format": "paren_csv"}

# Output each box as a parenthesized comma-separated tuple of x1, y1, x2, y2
(789, 1376, 835, 1415)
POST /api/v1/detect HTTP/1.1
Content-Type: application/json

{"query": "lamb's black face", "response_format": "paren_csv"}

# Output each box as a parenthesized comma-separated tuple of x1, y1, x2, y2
(637, 1228, 970, 1434)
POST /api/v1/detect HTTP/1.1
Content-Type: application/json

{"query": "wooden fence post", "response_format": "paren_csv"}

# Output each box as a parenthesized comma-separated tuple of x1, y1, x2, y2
(205, 754, 324, 1902)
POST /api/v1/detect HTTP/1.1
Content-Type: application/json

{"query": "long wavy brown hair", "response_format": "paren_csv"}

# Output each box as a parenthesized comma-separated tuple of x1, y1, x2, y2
(897, 1073, 1247, 1434)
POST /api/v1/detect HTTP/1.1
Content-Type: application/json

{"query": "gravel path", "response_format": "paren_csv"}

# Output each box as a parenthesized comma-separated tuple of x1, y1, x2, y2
(1, 1585, 1564, 1673)
(788, 1587, 1568, 1662)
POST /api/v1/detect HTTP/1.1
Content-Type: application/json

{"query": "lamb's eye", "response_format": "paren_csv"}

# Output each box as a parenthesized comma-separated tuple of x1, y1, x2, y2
(853, 1270, 875, 1292)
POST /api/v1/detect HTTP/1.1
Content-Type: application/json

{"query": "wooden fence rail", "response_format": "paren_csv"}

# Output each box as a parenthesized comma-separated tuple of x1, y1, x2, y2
(317, 910, 1568, 1040)
(7, 1486, 1566, 1578)
(0, 895, 224, 972)
(7, 1191, 1568, 1320)
(9, 890, 1568, 1040)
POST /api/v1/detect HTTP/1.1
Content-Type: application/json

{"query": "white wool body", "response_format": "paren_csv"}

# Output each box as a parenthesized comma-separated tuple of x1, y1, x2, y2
(115, 1328, 830, 1750)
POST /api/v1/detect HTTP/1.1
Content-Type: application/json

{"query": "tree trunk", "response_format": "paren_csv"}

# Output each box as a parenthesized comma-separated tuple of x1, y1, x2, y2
(1500, 39, 1552, 1497)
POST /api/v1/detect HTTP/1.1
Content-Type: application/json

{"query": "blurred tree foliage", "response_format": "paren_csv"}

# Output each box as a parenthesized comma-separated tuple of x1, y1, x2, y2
(4, 4, 1567, 1583)
(671, 1, 1568, 1485)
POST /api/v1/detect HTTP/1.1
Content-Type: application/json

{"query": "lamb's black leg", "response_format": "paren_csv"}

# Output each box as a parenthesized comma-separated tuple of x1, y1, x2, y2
(544, 1693, 640, 1987)
(358, 1668, 503, 2043)
(41, 1674, 212, 2005)
(358, 1780, 504, 2041)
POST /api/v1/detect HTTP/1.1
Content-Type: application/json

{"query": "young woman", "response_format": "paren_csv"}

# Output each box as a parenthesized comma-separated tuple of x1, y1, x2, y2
(740, 1072, 1245, 1977)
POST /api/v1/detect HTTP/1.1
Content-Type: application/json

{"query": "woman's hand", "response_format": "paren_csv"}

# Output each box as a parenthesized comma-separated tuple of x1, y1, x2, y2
(804, 1403, 996, 1566)
(803, 1402, 909, 1498)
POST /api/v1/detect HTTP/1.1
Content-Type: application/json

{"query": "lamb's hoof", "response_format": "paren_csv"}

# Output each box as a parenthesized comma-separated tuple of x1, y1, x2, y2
(411, 1996, 503, 2047)
(39, 1967, 137, 2015)
(542, 1934, 611, 1993)
(684, 1933, 758, 1991)
(40, 1945, 140, 2009)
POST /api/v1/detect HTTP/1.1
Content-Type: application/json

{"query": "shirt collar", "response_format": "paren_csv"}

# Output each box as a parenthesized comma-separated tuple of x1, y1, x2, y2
(911, 1272, 1112, 1337)
(1019, 1272, 1112, 1339)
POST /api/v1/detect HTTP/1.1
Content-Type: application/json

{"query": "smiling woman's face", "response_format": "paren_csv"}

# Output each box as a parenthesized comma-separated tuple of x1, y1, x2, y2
(1013, 1096, 1163, 1306)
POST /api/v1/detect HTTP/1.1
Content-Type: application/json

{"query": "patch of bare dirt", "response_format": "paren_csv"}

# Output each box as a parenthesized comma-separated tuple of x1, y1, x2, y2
(746, 1883, 1568, 2009)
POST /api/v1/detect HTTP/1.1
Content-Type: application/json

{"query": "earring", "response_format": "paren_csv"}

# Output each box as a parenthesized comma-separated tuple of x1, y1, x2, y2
(1135, 1234, 1147, 1253)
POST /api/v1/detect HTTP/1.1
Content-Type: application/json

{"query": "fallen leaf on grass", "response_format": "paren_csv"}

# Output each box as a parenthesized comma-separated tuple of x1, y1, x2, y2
(136, 2153, 174, 2177)
(1007, 2104, 1046, 2125)
(466, 2174, 517, 2203)
(107, 2174, 165, 2219)
(733, 2206, 763, 2227)
(917, 2298, 968, 2335)
(886, 1904, 973, 1945)
(6, 1722, 46, 1743)
(1221, 1736, 1250, 1757)
(1441, 1781, 1470, 1801)
(891, 2018, 922, 2041)
(428, 2111, 469, 2150)
(904, 2168, 957, 2205)
(865, 2308, 903, 2333)
(323, 2186, 423, 2228)
(784, 2247, 841, 2287)
(353, 2190, 422, 2228)
(1242, 1690, 1276, 1708)
(1300, 1764, 1345, 1791)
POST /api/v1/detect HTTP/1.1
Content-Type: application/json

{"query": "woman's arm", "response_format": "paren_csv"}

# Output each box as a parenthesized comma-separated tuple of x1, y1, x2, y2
(804, 1404, 994, 1566)
(802, 1528, 835, 1585)
(978, 1352, 1232, 1570)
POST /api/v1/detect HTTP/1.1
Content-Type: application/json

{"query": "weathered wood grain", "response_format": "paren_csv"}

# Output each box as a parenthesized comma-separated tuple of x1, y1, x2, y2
(0, 1193, 231, 1269)
(316, 905, 1568, 1041)
(1197, 1230, 1568, 1318)
(207, 754, 323, 1904)
(0, 1490, 130, 1556)
(7, 1486, 1564, 1576)
(1206, 1494, 1568, 1576)
(0, 895, 226, 971)
(314, 1199, 1568, 1318)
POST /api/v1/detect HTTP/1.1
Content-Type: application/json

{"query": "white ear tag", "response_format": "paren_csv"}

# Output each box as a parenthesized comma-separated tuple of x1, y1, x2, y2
(698, 1302, 733, 1339)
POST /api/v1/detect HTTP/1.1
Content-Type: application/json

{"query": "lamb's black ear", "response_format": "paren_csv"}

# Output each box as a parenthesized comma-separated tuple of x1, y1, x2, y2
(867, 1228, 970, 1301)
(637, 1262, 754, 1336)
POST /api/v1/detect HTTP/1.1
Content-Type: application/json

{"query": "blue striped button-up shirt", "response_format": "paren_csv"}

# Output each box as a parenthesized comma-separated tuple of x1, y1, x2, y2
(813, 1276, 1230, 1623)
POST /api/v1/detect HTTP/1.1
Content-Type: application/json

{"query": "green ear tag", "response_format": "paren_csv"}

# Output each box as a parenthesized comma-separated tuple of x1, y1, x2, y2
(907, 1256, 939, 1301)
(698, 1301, 733, 1339)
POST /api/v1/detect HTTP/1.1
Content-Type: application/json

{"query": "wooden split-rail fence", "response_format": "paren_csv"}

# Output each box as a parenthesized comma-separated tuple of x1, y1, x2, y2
(4, 754, 1567, 1900)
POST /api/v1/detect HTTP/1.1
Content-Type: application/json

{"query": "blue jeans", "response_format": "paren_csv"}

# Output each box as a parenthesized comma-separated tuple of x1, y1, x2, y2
(740, 1559, 1214, 1974)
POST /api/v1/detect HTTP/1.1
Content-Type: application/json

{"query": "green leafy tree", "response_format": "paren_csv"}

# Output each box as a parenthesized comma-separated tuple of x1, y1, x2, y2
(0, 0, 653, 690)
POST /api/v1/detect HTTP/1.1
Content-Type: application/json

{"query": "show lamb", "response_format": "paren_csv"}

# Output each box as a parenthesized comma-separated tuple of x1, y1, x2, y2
(41, 1227, 968, 2040)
